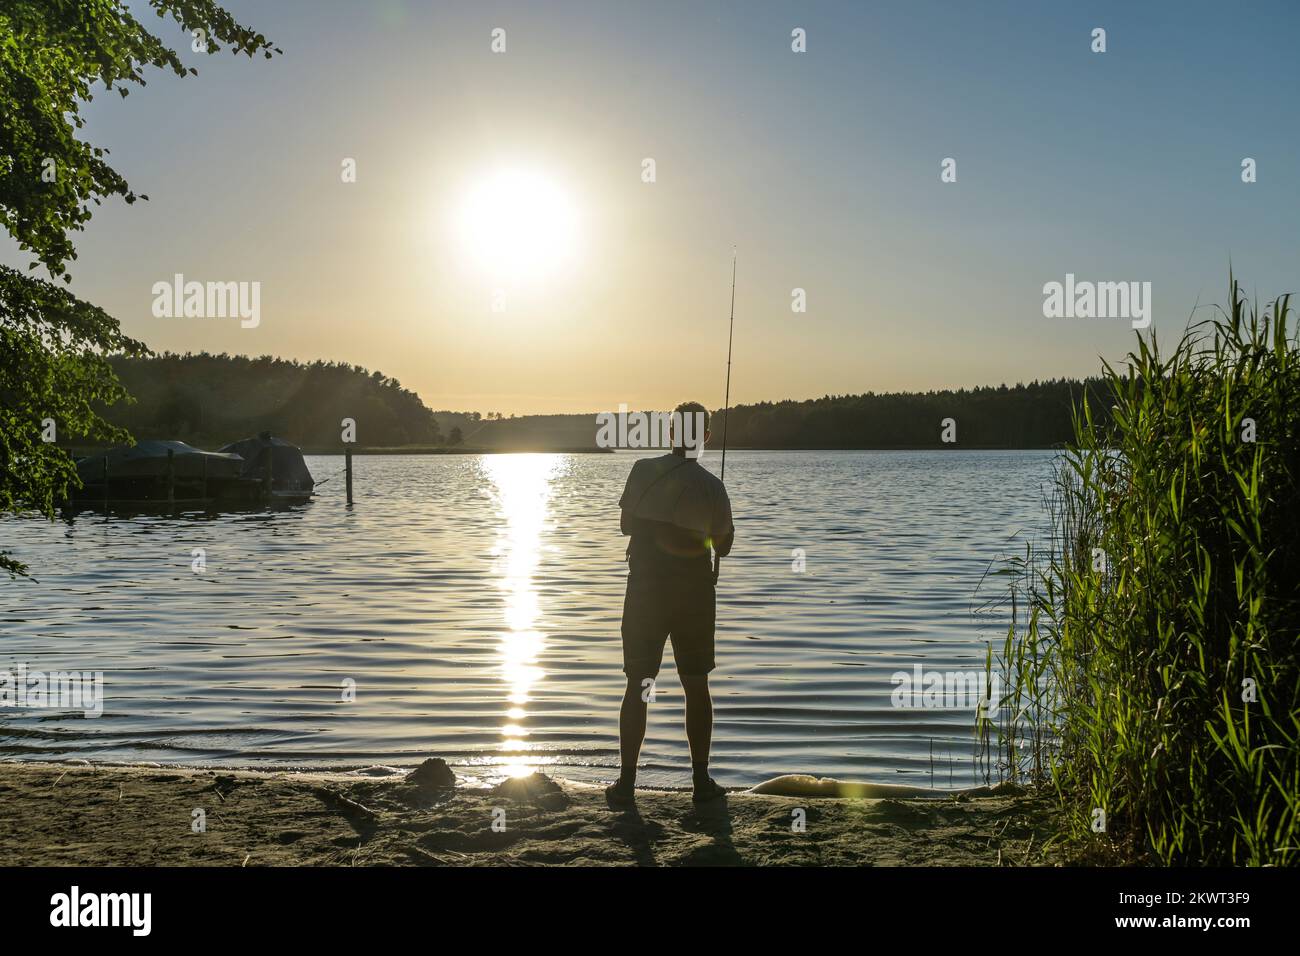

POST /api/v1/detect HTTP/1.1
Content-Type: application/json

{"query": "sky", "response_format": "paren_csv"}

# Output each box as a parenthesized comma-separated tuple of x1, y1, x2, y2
(4, 0, 1298, 415)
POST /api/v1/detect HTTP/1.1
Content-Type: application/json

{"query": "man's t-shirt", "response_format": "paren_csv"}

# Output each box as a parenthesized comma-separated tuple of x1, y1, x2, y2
(619, 454, 734, 580)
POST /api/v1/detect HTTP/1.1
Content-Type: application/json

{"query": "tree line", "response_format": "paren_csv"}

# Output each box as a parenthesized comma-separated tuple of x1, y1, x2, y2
(717, 378, 1115, 448)
(87, 363, 1113, 453)
(101, 353, 445, 449)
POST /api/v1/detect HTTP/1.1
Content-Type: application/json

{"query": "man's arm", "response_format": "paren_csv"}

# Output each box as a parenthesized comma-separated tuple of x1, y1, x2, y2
(618, 462, 640, 536)
(712, 483, 734, 557)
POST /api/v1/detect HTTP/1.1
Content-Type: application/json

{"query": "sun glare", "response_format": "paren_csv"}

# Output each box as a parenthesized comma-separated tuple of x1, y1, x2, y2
(456, 168, 578, 279)
(484, 454, 559, 779)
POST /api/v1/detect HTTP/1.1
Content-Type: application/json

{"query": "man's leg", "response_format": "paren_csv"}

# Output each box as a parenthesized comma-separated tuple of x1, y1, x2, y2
(681, 673, 725, 801)
(613, 576, 666, 805)
(617, 675, 651, 788)
(669, 575, 724, 802)
(680, 673, 712, 767)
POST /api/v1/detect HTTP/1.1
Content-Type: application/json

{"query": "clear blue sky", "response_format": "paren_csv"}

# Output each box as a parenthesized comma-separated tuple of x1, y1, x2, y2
(5, 0, 1297, 413)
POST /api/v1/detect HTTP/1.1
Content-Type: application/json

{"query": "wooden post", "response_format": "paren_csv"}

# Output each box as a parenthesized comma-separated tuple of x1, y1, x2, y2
(345, 446, 353, 505)
(166, 448, 175, 506)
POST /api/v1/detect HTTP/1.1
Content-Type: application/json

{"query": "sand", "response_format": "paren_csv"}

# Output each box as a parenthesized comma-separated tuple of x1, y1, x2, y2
(0, 761, 1058, 866)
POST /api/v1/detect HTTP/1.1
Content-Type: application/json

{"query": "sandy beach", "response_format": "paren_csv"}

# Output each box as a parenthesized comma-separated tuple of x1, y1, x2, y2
(0, 761, 1056, 867)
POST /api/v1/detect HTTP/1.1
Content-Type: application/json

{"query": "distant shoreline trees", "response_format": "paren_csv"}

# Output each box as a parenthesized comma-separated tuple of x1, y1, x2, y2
(100, 352, 442, 450)
(719, 379, 1115, 449)
(94, 356, 1110, 452)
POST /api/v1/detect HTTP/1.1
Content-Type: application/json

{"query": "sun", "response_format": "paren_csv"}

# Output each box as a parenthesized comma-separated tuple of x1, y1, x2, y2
(456, 168, 579, 280)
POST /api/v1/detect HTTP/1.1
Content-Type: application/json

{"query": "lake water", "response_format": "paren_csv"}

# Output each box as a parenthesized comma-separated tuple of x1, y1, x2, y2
(0, 450, 1056, 789)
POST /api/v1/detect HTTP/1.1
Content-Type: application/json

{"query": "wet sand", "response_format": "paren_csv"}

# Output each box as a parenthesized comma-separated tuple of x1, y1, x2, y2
(0, 761, 1057, 866)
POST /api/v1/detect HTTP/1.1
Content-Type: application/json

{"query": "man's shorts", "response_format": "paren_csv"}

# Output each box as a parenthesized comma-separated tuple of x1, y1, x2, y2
(621, 572, 716, 678)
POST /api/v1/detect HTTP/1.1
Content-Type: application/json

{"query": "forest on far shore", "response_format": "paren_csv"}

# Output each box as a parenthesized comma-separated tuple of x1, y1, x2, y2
(91, 353, 1112, 451)
(716, 378, 1114, 449)
(100, 353, 444, 450)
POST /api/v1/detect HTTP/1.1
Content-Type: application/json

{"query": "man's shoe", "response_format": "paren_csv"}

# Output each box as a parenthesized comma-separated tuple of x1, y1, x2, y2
(692, 777, 727, 804)
(605, 781, 636, 808)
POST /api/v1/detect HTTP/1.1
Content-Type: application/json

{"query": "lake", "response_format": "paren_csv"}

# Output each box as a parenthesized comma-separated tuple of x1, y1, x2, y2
(0, 450, 1056, 789)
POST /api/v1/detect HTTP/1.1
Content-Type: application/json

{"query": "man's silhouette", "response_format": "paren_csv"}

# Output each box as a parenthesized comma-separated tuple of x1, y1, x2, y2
(607, 401, 734, 805)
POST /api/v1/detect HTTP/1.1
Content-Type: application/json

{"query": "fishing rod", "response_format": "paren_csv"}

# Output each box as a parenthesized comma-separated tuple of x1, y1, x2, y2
(713, 248, 736, 585)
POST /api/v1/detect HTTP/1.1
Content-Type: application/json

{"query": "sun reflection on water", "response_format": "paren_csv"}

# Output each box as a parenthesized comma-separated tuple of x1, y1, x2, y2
(483, 454, 559, 778)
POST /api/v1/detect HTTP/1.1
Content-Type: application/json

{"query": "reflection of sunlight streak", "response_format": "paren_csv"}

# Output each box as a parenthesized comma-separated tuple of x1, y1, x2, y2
(484, 455, 558, 778)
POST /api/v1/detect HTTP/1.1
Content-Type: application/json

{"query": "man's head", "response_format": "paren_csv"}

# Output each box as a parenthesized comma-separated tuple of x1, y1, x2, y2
(670, 400, 710, 456)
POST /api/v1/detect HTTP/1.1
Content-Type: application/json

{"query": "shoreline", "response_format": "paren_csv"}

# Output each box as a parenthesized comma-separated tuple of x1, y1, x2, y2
(0, 760, 1056, 866)
(56, 445, 1066, 458)
(303, 445, 1064, 455)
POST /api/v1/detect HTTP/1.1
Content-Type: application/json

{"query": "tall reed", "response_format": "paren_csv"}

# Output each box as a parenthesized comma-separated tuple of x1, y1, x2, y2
(981, 275, 1300, 865)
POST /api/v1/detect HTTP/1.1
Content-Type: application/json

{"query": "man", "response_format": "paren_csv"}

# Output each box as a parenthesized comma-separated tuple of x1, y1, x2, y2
(606, 400, 734, 806)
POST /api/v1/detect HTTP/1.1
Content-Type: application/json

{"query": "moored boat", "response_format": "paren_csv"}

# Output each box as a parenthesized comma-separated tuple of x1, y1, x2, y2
(71, 440, 248, 505)
(217, 432, 315, 503)
(67, 434, 314, 508)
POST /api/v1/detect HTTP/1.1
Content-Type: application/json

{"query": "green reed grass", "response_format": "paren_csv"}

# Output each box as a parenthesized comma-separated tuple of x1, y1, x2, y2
(979, 274, 1300, 865)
